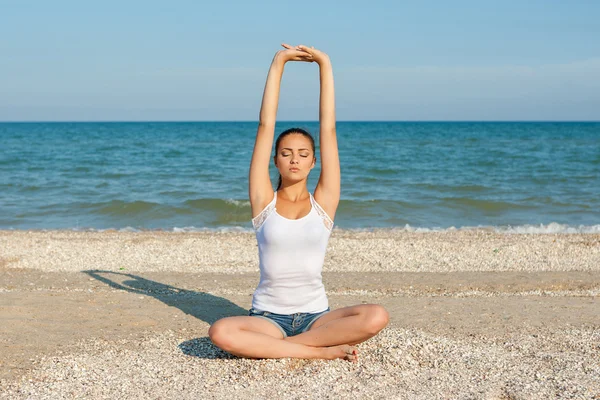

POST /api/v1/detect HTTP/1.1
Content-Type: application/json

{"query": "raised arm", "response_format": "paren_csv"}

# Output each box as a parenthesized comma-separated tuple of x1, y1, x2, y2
(298, 46, 340, 220)
(249, 46, 313, 218)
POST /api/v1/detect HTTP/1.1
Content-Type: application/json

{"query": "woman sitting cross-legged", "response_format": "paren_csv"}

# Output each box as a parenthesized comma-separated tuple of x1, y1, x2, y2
(208, 44, 389, 362)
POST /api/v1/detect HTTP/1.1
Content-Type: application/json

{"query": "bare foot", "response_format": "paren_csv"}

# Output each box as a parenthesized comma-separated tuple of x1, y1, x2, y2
(325, 345, 358, 362)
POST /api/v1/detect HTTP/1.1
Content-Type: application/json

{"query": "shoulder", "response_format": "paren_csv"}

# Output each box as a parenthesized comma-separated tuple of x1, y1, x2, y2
(251, 191, 277, 230)
(251, 190, 275, 219)
(313, 188, 338, 222)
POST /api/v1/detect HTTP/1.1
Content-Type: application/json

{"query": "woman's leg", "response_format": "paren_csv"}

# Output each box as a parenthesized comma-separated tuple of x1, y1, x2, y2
(208, 316, 357, 360)
(285, 304, 389, 347)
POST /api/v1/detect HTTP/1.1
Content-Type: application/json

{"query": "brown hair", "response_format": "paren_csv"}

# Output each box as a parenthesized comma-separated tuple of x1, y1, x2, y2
(274, 128, 316, 191)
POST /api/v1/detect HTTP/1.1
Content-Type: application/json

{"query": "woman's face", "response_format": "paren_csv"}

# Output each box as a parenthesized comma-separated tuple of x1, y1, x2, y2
(274, 134, 316, 183)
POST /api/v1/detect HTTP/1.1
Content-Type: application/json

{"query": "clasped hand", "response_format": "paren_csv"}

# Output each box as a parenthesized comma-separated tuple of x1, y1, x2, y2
(276, 43, 329, 65)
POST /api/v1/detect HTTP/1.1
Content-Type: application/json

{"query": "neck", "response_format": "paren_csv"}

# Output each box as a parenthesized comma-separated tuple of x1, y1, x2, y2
(278, 181, 309, 202)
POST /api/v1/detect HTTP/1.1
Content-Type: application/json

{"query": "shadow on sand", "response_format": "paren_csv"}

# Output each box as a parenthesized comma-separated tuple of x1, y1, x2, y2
(84, 270, 246, 359)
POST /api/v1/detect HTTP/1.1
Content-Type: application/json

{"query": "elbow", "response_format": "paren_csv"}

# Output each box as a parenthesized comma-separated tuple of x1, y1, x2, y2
(320, 127, 336, 136)
(258, 120, 275, 129)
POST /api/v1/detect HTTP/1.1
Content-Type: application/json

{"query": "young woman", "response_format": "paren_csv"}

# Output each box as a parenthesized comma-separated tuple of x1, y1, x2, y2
(209, 44, 389, 362)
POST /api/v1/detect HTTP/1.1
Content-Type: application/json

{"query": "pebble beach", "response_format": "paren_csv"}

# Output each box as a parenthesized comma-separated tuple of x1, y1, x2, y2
(1, 229, 599, 399)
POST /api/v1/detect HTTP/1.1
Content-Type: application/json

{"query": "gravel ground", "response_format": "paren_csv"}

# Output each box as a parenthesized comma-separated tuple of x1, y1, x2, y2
(1, 230, 599, 273)
(1, 230, 599, 399)
(2, 327, 599, 400)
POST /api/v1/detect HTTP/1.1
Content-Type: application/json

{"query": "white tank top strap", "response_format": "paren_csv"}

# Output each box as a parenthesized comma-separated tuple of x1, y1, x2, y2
(252, 191, 334, 231)
(309, 193, 334, 231)
(251, 191, 277, 230)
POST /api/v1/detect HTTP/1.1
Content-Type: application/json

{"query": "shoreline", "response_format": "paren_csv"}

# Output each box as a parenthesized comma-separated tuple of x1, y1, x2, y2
(2, 221, 600, 234)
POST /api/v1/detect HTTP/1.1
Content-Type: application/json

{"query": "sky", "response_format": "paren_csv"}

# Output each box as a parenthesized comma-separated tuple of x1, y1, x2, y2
(1, 0, 599, 121)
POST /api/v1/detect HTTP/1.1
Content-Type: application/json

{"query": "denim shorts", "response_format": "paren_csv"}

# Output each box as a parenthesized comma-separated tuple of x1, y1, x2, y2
(248, 307, 330, 337)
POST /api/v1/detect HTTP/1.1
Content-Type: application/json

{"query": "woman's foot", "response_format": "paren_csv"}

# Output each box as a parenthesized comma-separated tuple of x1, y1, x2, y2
(325, 344, 358, 362)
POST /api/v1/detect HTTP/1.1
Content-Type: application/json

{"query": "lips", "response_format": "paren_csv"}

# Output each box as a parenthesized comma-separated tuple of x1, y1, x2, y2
(289, 168, 299, 172)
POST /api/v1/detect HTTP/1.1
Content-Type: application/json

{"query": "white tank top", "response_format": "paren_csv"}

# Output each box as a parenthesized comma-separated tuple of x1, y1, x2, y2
(251, 191, 334, 314)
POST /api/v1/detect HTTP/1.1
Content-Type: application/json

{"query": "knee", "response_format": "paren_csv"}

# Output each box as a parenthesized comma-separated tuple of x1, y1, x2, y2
(208, 319, 235, 352)
(363, 305, 389, 335)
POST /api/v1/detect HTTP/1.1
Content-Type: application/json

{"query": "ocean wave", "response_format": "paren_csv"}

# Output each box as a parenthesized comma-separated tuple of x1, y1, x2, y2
(224, 198, 251, 207)
(91, 200, 162, 216)
(184, 198, 251, 210)
(439, 197, 533, 212)
(114, 222, 600, 234)
(412, 183, 491, 193)
(492, 222, 600, 234)
(346, 222, 600, 234)
(5, 222, 600, 234)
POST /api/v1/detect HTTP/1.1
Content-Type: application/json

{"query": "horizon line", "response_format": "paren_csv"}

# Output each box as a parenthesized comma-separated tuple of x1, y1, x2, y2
(1, 120, 599, 123)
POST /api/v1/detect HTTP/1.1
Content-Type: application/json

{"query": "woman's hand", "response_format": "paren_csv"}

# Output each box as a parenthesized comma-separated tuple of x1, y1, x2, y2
(275, 43, 314, 63)
(293, 44, 330, 66)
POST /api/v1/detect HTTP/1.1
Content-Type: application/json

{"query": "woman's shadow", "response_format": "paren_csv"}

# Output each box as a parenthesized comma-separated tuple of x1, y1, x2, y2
(84, 269, 246, 359)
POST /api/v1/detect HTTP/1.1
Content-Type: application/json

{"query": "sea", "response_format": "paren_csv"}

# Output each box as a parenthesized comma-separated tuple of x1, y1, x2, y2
(1, 121, 599, 233)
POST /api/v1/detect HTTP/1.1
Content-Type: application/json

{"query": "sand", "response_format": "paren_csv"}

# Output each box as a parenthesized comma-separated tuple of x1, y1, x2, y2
(0, 230, 599, 399)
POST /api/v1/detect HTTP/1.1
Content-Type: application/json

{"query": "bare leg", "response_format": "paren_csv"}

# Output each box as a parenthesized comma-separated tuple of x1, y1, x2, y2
(208, 316, 357, 361)
(285, 304, 389, 347)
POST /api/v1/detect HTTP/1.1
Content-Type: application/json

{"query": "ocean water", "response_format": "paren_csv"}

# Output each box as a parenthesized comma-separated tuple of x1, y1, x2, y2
(1, 121, 599, 232)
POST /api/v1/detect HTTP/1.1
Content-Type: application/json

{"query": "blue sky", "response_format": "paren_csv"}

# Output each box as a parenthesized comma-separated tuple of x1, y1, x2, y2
(1, 0, 599, 121)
